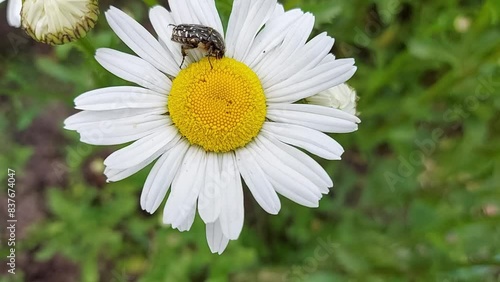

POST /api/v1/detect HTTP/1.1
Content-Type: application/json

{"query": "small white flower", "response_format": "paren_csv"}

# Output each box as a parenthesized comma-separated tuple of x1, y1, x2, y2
(0, 0, 22, 27)
(454, 15, 471, 33)
(21, 0, 99, 45)
(306, 83, 358, 115)
(65, 0, 360, 254)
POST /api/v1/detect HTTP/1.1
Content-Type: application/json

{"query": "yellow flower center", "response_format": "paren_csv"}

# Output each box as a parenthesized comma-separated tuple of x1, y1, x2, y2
(168, 57, 266, 153)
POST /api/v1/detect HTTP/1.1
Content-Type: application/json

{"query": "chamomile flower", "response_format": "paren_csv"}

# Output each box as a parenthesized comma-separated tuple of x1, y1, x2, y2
(65, 0, 360, 254)
(21, 0, 99, 44)
(1, 0, 22, 27)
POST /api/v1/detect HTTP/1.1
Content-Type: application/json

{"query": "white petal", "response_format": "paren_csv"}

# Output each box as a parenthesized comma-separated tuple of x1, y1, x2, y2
(104, 151, 157, 182)
(141, 139, 190, 213)
(260, 133, 333, 193)
(175, 204, 196, 232)
(244, 9, 303, 67)
(105, 167, 140, 182)
(267, 103, 360, 133)
(168, 0, 195, 24)
(257, 135, 329, 193)
(6, 0, 21, 27)
(95, 48, 171, 94)
(67, 113, 169, 146)
(104, 130, 182, 183)
(185, 0, 224, 35)
(104, 125, 179, 170)
(206, 219, 229, 254)
(235, 148, 280, 214)
(253, 12, 314, 79)
(262, 122, 344, 160)
(75, 86, 167, 111)
(226, 0, 277, 61)
(65, 108, 166, 129)
(218, 153, 244, 240)
(262, 33, 334, 89)
(105, 6, 179, 76)
(271, 2, 285, 18)
(198, 152, 222, 223)
(163, 146, 205, 227)
(248, 139, 321, 207)
(266, 57, 350, 92)
(104, 135, 173, 183)
(266, 58, 357, 103)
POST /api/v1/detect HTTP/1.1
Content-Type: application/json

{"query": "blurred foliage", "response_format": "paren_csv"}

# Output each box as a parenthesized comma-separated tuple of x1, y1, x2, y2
(1, 0, 499, 281)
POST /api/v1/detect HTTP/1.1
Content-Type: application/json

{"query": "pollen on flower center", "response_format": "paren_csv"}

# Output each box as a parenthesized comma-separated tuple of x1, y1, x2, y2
(168, 57, 266, 153)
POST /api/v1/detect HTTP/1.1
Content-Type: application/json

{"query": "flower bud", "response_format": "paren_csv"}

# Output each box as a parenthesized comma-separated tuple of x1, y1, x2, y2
(21, 0, 99, 45)
(307, 83, 358, 115)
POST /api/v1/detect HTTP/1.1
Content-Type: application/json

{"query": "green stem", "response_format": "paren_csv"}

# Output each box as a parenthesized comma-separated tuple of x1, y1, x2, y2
(76, 36, 96, 59)
(75, 36, 106, 86)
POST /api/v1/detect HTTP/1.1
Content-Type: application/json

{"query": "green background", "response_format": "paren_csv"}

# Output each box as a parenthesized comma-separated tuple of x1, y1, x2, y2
(1, 0, 499, 281)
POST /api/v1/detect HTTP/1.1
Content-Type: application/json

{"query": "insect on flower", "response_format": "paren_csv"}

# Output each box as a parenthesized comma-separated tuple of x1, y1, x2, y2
(169, 24, 225, 69)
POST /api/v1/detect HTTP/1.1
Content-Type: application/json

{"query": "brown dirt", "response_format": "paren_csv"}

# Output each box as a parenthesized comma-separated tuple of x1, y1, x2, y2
(0, 103, 79, 281)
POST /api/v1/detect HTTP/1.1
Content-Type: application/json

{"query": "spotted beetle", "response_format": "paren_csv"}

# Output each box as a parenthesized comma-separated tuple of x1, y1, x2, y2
(170, 24, 225, 69)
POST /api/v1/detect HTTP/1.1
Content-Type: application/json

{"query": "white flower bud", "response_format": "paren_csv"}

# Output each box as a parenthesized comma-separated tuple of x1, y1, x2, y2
(21, 0, 99, 45)
(307, 83, 358, 115)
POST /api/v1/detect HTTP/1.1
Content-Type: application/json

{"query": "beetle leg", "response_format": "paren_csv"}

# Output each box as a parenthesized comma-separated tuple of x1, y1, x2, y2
(206, 45, 213, 69)
(208, 56, 213, 69)
(180, 45, 190, 69)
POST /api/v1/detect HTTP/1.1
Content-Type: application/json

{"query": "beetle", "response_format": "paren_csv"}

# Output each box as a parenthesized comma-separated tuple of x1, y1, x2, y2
(169, 24, 225, 69)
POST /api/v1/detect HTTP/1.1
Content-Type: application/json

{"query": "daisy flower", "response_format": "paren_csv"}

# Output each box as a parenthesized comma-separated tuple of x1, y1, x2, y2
(21, 0, 99, 44)
(65, 0, 360, 254)
(0, 0, 22, 27)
